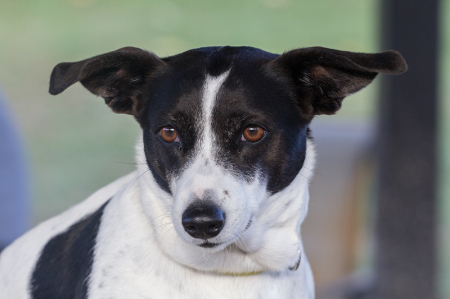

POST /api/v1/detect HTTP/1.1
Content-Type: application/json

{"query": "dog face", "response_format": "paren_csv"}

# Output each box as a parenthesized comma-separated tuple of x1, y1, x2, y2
(49, 46, 406, 272)
(139, 48, 310, 251)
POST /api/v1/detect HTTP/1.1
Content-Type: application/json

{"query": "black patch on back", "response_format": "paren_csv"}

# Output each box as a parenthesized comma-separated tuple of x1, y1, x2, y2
(30, 200, 110, 299)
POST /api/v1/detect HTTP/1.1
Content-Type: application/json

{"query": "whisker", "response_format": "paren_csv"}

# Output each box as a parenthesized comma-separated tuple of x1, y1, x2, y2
(301, 166, 322, 177)
(224, 246, 232, 273)
(109, 161, 148, 165)
(128, 168, 151, 189)
(160, 226, 175, 243)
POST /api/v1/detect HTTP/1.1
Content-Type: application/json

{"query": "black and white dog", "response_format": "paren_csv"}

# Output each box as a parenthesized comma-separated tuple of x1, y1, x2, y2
(0, 46, 406, 298)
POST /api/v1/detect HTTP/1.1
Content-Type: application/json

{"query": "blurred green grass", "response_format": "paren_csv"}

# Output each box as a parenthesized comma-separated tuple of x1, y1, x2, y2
(1, 0, 450, 297)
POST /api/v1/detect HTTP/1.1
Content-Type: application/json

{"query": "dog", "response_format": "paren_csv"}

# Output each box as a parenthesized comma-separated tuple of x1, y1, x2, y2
(0, 46, 406, 298)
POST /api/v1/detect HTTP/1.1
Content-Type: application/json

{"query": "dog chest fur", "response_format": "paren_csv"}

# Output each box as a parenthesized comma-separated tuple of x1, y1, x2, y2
(88, 143, 315, 298)
(0, 45, 406, 298)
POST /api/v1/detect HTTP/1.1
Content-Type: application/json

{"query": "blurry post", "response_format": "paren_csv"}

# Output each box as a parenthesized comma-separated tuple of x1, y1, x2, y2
(376, 1, 438, 298)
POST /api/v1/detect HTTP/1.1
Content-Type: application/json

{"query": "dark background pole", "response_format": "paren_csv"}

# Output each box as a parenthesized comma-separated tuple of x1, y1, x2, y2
(376, 1, 439, 298)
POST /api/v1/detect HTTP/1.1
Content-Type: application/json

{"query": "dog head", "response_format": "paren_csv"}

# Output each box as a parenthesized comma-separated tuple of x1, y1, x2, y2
(50, 46, 406, 273)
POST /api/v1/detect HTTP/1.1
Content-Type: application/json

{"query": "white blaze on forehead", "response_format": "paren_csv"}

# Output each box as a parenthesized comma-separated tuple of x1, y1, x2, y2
(198, 71, 230, 164)
(172, 70, 230, 200)
(170, 70, 231, 200)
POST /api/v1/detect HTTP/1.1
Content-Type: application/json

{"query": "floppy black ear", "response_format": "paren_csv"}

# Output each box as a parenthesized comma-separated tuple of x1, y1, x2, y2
(270, 47, 407, 117)
(49, 47, 165, 115)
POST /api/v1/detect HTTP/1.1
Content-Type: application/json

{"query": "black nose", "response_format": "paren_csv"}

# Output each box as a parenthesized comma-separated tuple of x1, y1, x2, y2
(182, 202, 225, 239)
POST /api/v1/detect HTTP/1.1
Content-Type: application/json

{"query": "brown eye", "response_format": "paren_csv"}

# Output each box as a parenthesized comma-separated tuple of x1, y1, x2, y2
(160, 127, 179, 143)
(242, 126, 265, 142)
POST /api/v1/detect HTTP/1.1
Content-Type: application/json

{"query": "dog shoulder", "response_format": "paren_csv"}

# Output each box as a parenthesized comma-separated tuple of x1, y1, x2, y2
(0, 171, 138, 298)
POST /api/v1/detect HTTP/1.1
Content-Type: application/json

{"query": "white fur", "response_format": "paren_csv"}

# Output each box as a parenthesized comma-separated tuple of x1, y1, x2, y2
(0, 138, 316, 299)
(0, 72, 317, 299)
(87, 136, 316, 298)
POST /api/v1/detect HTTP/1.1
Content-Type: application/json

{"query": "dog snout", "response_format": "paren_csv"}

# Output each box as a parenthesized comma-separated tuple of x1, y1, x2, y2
(182, 201, 225, 239)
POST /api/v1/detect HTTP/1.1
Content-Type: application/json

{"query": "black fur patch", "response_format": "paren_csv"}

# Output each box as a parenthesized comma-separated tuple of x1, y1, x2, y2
(141, 48, 209, 193)
(210, 48, 308, 193)
(30, 200, 110, 299)
(140, 46, 305, 194)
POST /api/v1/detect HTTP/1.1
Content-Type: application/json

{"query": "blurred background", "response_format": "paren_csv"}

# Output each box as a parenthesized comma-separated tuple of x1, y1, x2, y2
(0, 0, 446, 298)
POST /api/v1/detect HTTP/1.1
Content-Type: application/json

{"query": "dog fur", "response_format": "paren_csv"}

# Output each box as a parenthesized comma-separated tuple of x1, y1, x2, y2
(0, 46, 406, 299)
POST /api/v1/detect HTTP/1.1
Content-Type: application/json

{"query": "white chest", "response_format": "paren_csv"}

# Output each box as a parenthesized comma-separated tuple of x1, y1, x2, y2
(87, 185, 314, 299)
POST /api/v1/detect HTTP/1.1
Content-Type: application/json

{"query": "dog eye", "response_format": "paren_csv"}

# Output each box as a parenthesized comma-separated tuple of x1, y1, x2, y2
(241, 126, 265, 142)
(160, 127, 180, 143)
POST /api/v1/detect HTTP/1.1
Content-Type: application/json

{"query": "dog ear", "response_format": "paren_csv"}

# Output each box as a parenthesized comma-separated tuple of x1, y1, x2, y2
(270, 47, 407, 117)
(49, 47, 165, 116)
